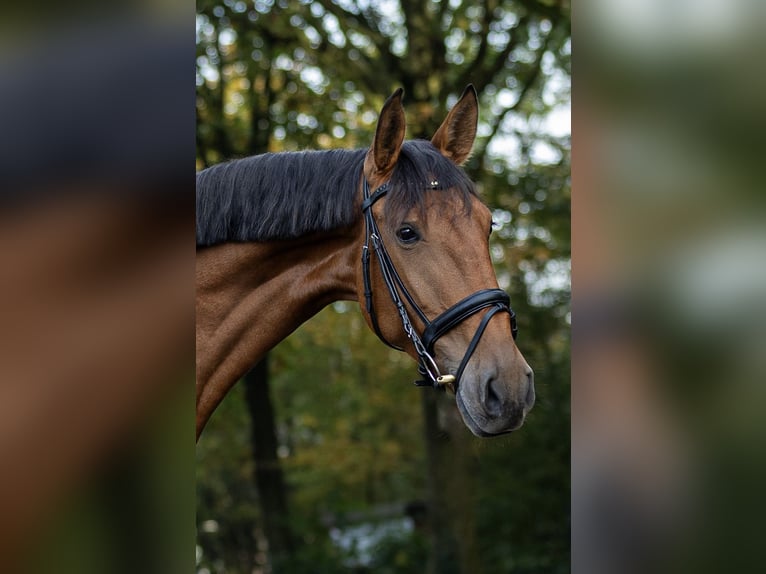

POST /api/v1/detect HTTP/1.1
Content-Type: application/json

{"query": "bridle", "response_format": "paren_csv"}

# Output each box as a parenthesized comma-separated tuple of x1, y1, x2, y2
(361, 177, 518, 392)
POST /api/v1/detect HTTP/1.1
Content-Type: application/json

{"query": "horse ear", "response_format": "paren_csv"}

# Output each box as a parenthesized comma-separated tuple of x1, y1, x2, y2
(370, 87, 406, 174)
(431, 85, 478, 165)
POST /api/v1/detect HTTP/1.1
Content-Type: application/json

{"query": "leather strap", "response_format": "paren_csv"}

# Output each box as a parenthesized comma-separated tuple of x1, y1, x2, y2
(422, 289, 512, 354)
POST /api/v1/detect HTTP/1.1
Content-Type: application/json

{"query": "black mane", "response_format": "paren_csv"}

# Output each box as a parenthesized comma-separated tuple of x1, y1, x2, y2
(196, 139, 476, 247)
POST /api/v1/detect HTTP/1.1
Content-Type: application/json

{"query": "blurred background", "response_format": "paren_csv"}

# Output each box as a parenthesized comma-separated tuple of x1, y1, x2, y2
(0, 6, 194, 574)
(574, 1, 766, 573)
(195, 1, 571, 573)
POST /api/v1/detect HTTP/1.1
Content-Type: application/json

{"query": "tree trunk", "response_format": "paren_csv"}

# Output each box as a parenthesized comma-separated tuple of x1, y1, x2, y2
(421, 390, 485, 574)
(243, 355, 294, 572)
(442, 400, 483, 574)
(421, 391, 461, 574)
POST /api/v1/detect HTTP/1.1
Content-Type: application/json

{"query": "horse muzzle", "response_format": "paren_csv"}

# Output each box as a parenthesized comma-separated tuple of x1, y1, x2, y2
(455, 365, 535, 437)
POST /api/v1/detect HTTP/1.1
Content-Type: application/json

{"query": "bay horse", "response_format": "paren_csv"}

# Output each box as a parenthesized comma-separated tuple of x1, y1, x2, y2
(196, 85, 534, 439)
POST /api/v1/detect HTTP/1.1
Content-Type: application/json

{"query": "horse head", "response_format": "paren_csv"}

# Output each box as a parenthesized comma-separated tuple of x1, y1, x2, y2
(357, 86, 535, 437)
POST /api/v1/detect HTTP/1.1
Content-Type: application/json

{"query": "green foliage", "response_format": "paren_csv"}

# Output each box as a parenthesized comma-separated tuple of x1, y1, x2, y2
(264, 305, 425, 531)
(196, 384, 262, 573)
(197, 0, 570, 572)
(366, 529, 430, 574)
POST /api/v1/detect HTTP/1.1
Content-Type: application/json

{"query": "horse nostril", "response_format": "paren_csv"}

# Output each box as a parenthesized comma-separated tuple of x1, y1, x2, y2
(525, 369, 536, 409)
(485, 378, 503, 416)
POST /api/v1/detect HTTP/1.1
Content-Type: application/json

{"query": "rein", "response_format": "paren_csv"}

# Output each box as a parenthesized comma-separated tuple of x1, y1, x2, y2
(361, 178, 518, 392)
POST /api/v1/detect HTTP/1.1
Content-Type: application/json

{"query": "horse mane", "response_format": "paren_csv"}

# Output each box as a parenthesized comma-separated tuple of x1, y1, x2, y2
(196, 139, 477, 247)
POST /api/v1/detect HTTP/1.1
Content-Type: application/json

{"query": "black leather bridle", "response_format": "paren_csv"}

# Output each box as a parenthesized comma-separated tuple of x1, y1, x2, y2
(361, 178, 518, 392)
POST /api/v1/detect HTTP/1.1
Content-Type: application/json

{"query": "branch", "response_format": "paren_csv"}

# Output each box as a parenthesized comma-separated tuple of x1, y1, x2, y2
(474, 13, 530, 95)
(196, 95, 210, 168)
(514, 0, 570, 22)
(298, 16, 394, 97)
(307, 0, 399, 94)
(315, 0, 397, 68)
(472, 20, 556, 168)
(460, 0, 494, 89)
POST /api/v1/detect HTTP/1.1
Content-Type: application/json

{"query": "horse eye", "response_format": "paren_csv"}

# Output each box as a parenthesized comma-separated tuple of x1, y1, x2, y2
(396, 225, 420, 244)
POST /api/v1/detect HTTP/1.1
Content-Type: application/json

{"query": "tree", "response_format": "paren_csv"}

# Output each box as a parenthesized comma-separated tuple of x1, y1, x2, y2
(244, 358, 295, 571)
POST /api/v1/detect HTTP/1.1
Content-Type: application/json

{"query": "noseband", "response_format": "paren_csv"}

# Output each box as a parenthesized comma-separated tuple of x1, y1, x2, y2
(361, 178, 518, 392)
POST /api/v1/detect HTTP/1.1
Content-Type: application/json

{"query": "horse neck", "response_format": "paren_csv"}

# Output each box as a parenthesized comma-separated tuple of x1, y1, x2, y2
(195, 225, 361, 435)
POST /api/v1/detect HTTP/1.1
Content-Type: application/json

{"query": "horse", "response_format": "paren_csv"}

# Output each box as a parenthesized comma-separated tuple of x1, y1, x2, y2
(196, 85, 534, 439)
